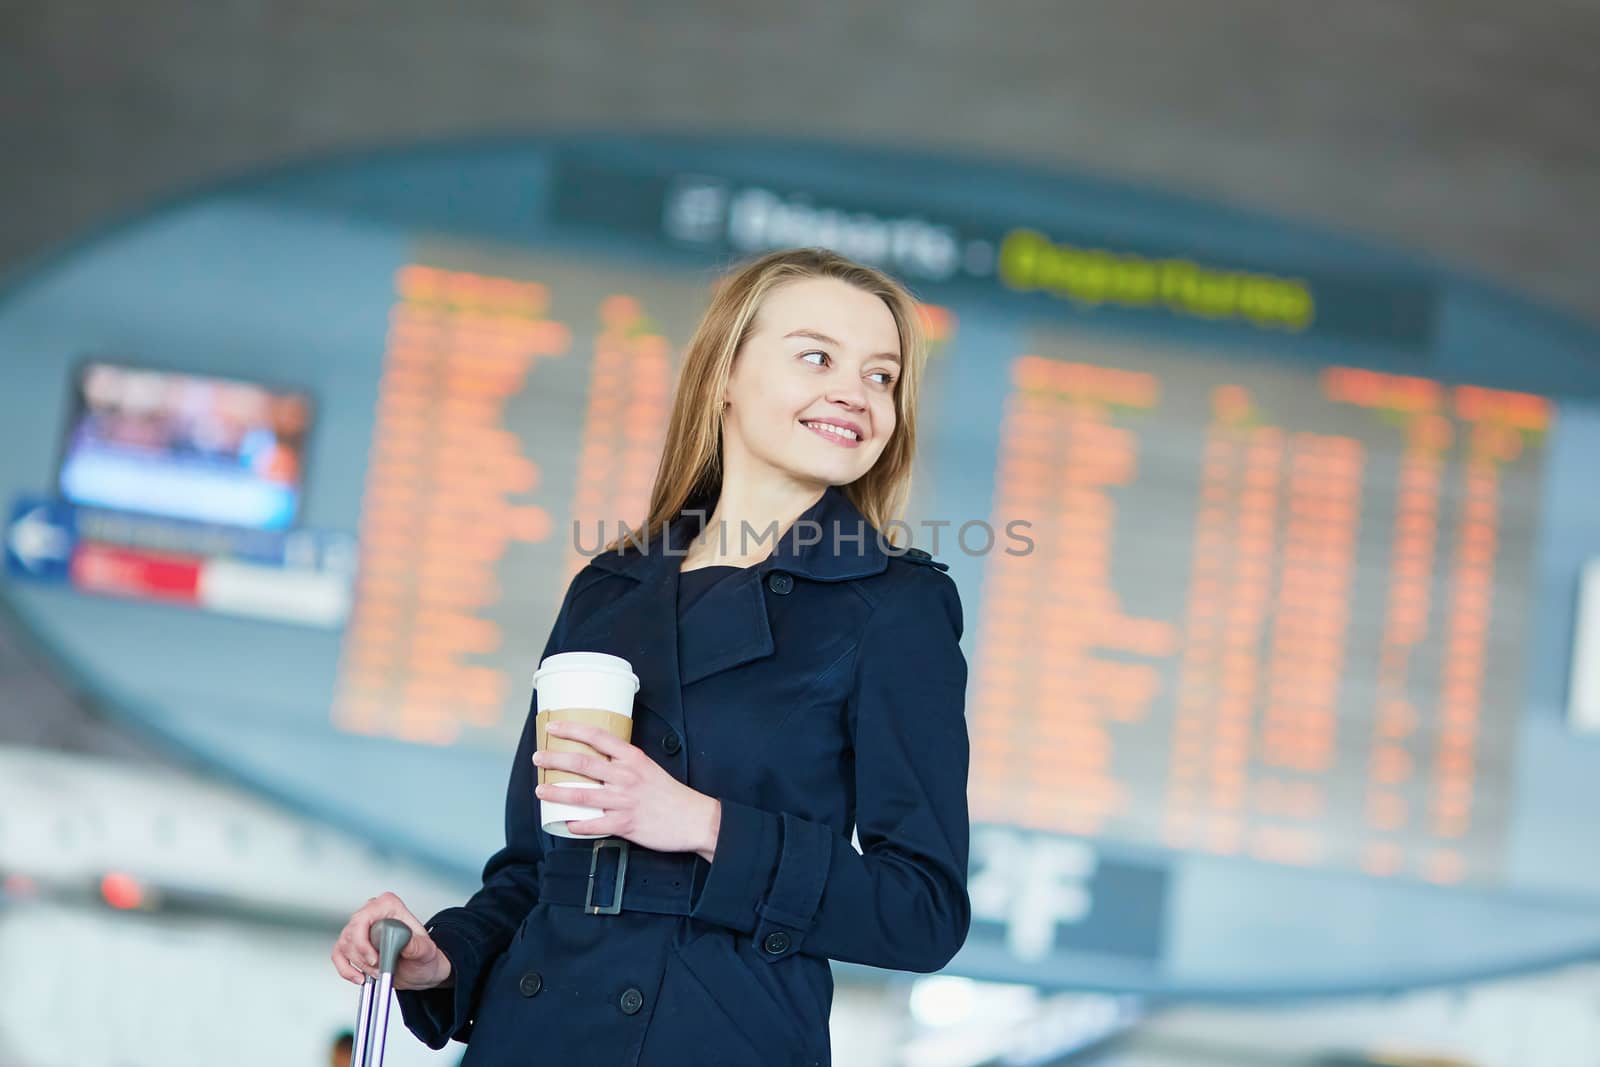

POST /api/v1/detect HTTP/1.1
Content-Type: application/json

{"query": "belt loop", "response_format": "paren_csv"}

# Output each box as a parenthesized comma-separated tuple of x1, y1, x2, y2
(585, 838, 629, 915)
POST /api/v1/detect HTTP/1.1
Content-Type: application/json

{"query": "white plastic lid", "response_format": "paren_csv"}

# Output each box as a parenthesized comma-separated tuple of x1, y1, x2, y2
(532, 651, 640, 691)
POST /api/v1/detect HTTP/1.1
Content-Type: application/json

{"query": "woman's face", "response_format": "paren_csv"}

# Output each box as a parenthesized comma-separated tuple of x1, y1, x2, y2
(721, 276, 901, 492)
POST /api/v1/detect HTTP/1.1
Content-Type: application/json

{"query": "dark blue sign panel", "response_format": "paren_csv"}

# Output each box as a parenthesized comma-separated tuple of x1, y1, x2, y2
(6, 496, 76, 582)
(7, 493, 355, 625)
(551, 157, 1437, 349)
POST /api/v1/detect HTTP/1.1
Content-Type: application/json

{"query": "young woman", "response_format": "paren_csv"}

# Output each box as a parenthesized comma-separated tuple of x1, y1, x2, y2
(331, 247, 972, 1067)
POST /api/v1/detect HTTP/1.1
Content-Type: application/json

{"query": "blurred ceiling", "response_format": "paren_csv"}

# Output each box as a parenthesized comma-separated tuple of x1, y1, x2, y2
(0, 1, 1596, 319)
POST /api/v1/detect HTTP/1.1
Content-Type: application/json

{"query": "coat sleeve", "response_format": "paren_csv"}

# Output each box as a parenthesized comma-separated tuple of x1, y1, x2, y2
(687, 567, 972, 973)
(396, 567, 588, 1048)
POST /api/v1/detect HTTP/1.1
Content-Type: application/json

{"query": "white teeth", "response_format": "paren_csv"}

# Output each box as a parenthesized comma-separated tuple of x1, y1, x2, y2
(804, 421, 859, 441)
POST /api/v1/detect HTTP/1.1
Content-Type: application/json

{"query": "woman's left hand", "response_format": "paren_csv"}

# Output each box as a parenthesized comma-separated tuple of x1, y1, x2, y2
(534, 720, 721, 860)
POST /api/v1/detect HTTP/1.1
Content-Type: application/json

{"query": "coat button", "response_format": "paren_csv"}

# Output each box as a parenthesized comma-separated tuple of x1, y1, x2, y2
(661, 732, 681, 755)
(619, 987, 644, 1015)
(767, 572, 794, 595)
(763, 931, 791, 955)
(518, 971, 543, 997)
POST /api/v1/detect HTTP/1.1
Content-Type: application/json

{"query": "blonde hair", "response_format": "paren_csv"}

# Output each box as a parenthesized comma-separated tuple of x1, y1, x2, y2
(603, 247, 929, 553)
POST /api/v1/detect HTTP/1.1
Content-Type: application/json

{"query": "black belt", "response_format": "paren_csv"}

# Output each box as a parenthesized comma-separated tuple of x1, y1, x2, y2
(539, 839, 699, 917)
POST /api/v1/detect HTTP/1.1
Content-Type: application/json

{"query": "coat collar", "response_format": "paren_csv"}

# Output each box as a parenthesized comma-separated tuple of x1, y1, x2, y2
(568, 485, 889, 737)
(585, 482, 891, 585)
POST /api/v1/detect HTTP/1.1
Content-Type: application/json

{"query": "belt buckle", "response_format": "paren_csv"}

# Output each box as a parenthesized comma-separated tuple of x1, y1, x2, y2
(585, 837, 629, 916)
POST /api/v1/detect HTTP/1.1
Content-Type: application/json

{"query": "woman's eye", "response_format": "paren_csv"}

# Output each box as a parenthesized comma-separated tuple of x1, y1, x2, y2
(801, 350, 894, 387)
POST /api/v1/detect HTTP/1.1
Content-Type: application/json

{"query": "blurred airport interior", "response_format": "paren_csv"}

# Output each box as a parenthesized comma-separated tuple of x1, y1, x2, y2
(2, 3, 1599, 1065)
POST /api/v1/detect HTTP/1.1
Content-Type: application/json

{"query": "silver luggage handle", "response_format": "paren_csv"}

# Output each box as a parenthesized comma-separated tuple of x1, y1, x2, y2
(351, 917, 413, 1067)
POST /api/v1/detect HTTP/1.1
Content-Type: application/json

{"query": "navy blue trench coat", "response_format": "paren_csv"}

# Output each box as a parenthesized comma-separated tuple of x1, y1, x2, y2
(397, 484, 972, 1066)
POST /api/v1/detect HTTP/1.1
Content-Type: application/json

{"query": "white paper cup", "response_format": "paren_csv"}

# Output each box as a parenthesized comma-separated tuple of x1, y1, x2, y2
(532, 651, 639, 839)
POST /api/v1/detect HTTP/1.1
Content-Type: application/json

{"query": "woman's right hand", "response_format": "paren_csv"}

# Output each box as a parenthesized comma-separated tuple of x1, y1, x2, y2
(331, 892, 454, 991)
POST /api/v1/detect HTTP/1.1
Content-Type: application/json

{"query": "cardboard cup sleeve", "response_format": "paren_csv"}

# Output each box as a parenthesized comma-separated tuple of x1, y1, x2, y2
(535, 708, 634, 786)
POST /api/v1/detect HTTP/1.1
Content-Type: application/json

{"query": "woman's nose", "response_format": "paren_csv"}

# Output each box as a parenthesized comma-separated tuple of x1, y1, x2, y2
(829, 378, 869, 410)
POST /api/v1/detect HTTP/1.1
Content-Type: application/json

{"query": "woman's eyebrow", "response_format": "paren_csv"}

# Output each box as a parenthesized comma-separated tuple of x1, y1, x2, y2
(783, 328, 901, 364)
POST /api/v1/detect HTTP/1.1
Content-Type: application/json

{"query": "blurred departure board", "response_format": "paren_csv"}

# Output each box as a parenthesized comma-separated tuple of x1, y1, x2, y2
(332, 250, 708, 747)
(311, 160, 1557, 888)
(967, 332, 1550, 887)
(328, 244, 1550, 891)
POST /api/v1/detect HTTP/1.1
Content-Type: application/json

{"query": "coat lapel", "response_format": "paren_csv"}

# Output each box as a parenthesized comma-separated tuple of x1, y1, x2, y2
(677, 569, 773, 686)
(570, 542, 688, 742)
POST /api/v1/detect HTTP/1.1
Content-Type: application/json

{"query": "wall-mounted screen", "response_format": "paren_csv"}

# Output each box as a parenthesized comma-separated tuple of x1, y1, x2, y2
(57, 361, 313, 530)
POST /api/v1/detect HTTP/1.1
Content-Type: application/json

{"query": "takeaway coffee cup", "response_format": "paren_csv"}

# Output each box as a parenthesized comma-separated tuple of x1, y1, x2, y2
(531, 651, 639, 838)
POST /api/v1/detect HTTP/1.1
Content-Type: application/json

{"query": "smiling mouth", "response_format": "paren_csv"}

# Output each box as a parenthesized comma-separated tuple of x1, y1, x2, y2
(801, 420, 862, 446)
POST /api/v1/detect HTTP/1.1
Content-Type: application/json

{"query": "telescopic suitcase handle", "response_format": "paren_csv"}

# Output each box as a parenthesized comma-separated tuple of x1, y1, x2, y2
(350, 917, 413, 1067)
